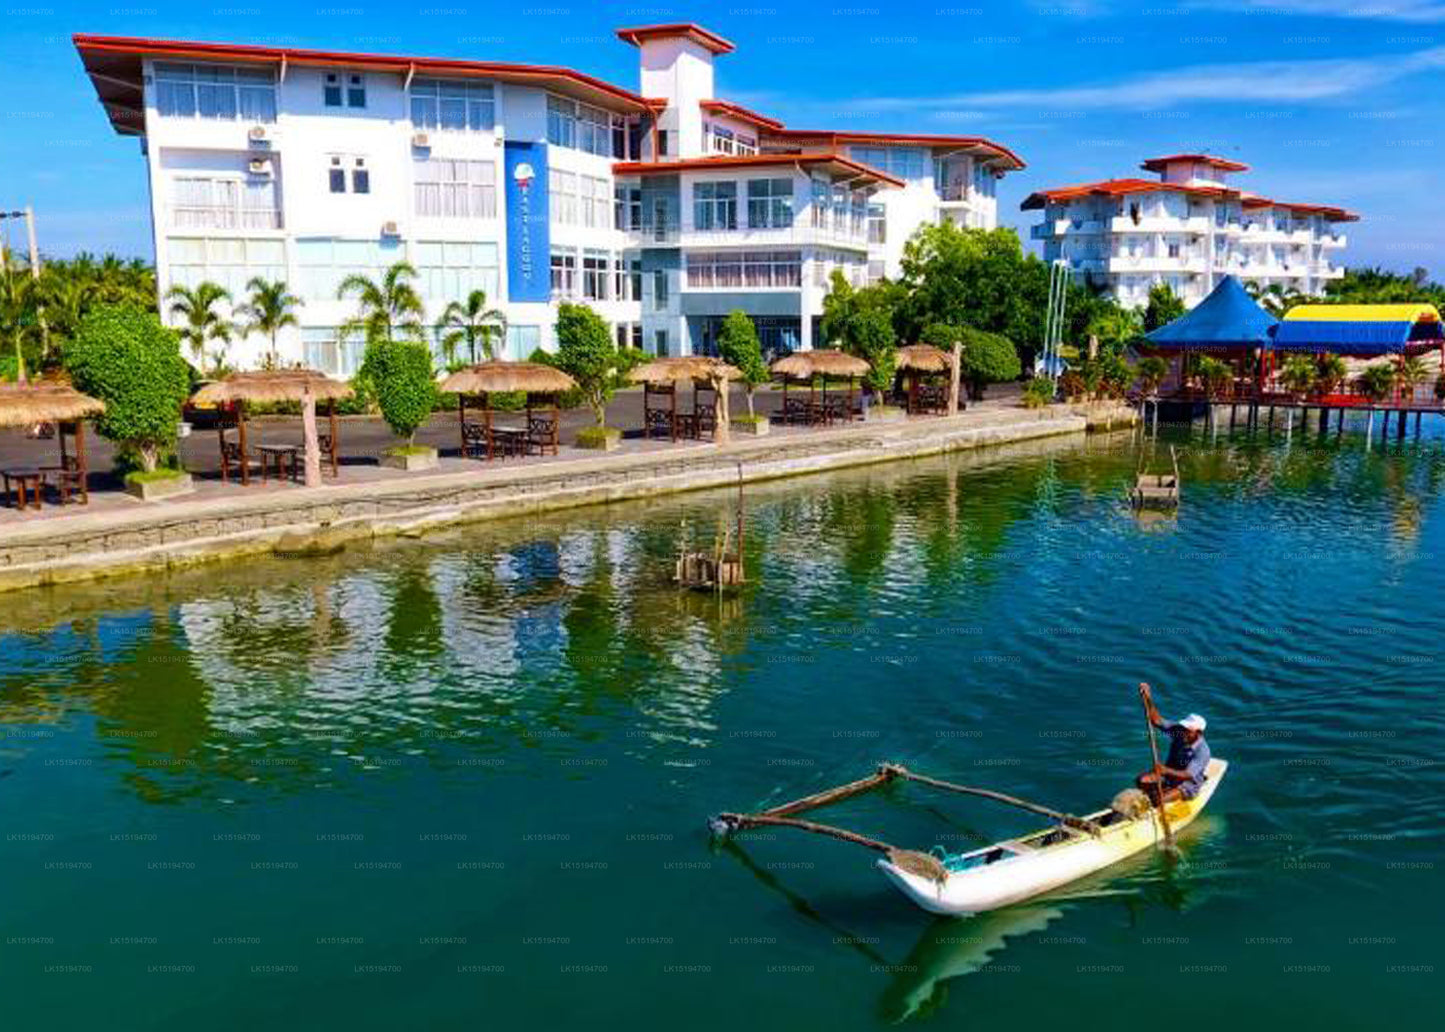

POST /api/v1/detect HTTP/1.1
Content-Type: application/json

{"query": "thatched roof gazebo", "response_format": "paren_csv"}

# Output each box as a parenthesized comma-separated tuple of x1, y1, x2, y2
(193, 369, 353, 488)
(770, 349, 870, 427)
(629, 356, 740, 444)
(0, 383, 105, 506)
(895, 343, 952, 415)
(440, 361, 577, 461)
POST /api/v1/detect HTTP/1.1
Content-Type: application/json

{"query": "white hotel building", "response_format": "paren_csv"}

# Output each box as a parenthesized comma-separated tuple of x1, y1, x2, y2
(76, 23, 1023, 372)
(1023, 154, 1356, 309)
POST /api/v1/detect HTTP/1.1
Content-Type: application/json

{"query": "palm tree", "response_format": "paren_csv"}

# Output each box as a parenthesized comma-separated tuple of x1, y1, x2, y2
(338, 261, 425, 345)
(166, 281, 234, 373)
(0, 247, 40, 382)
(1278, 355, 1317, 399)
(434, 289, 506, 367)
(238, 277, 302, 369)
(1395, 355, 1428, 403)
(1244, 281, 1307, 318)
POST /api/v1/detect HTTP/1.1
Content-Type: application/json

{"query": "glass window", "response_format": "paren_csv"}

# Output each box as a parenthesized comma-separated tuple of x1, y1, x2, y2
(328, 156, 346, 193)
(582, 250, 609, 301)
(352, 158, 370, 195)
(548, 170, 578, 225)
(848, 145, 927, 180)
(347, 73, 366, 108)
(324, 72, 342, 107)
(746, 178, 793, 229)
(614, 185, 642, 231)
(415, 240, 499, 305)
(504, 325, 540, 362)
(303, 326, 365, 378)
(155, 62, 276, 123)
(550, 249, 577, 299)
(653, 268, 668, 310)
(295, 237, 402, 300)
(694, 181, 738, 231)
(414, 158, 497, 219)
(686, 251, 800, 289)
(166, 236, 285, 296)
(411, 78, 495, 131)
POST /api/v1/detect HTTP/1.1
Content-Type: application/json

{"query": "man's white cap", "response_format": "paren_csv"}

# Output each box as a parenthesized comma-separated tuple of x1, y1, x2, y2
(1180, 714, 1207, 732)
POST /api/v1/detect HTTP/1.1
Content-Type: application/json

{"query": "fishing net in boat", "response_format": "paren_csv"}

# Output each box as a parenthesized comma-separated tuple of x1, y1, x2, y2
(1111, 788, 1152, 819)
(887, 848, 948, 884)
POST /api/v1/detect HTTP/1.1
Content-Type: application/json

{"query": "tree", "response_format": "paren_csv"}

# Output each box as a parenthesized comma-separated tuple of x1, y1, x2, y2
(819, 270, 898, 394)
(1317, 353, 1348, 395)
(339, 261, 426, 345)
(1278, 355, 1317, 399)
(1244, 280, 1308, 318)
(238, 277, 301, 369)
(1143, 283, 1186, 332)
(0, 249, 42, 381)
(1396, 355, 1428, 400)
(166, 281, 234, 373)
(1084, 303, 1143, 355)
(554, 303, 615, 427)
(957, 327, 1020, 399)
(435, 289, 506, 368)
(359, 338, 436, 446)
(715, 310, 768, 417)
(64, 304, 191, 473)
(1136, 355, 1168, 396)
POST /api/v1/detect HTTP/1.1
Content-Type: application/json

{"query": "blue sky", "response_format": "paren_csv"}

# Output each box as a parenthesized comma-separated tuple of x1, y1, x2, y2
(1, 1, 1440, 276)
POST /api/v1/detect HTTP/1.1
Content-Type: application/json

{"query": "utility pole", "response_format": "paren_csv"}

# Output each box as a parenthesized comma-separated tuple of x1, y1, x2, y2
(1, 206, 43, 382)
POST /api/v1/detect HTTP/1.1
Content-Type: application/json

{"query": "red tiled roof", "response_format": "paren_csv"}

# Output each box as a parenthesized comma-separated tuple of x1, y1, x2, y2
(699, 99, 784, 132)
(615, 23, 735, 55)
(1141, 153, 1249, 173)
(612, 152, 905, 188)
(1021, 178, 1358, 221)
(764, 129, 1025, 170)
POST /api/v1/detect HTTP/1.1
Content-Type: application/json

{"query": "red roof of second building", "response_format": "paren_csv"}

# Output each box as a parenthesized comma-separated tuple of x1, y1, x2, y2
(612, 152, 905, 188)
(1021, 177, 1357, 221)
(1140, 153, 1250, 173)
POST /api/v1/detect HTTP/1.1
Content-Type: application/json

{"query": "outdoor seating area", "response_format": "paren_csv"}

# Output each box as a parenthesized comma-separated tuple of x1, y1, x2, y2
(0, 382, 104, 511)
(443, 361, 577, 462)
(631, 356, 739, 442)
(195, 370, 353, 487)
(894, 344, 953, 415)
(770, 350, 870, 427)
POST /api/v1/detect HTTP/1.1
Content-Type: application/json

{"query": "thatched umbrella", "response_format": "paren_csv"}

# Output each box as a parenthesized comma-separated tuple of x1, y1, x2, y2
(439, 361, 577, 460)
(193, 370, 353, 488)
(629, 356, 740, 445)
(895, 343, 951, 414)
(770, 349, 871, 425)
(0, 383, 105, 504)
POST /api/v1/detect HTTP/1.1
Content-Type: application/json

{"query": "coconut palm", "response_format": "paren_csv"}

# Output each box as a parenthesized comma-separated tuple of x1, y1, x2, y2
(166, 281, 235, 373)
(1244, 281, 1308, 318)
(0, 248, 40, 381)
(1278, 355, 1317, 399)
(1316, 353, 1348, 395)
(434, 288, 506, 368)
(338, 261, 426, 345)
(238, 277, 302, 369)
(1395, 355, 1428, 402)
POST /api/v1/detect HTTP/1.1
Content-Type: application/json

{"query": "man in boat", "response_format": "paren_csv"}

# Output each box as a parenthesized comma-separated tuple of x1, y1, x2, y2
(1135, 684, 1210, 805)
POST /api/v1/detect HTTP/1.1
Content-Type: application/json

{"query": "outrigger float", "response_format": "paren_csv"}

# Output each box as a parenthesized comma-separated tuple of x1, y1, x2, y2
(710, 758, 1228, 916)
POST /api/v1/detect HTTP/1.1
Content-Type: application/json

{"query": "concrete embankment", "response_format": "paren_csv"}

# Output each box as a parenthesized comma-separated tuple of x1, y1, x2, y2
(0, 402, 1134, 594)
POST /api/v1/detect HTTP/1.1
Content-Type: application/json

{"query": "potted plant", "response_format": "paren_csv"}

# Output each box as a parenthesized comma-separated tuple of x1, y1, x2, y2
(64, 304, 194, 500)
(716, 310, 770, 436)
(361, 338, 438, 470)
(554, 303, 619, 450)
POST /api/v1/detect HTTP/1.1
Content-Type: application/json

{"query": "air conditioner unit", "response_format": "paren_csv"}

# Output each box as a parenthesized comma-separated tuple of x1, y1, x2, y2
(411, 132, 430, 149)
(247, 157, 272, 175)
(248, 125, 270, 143)
(381, 220, 400, 237)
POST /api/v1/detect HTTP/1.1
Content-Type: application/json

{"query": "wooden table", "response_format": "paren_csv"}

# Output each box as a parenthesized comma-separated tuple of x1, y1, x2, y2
(258, 444, 300, 482)
(487, 427, 529, 458)
(2, 467, 45, 510)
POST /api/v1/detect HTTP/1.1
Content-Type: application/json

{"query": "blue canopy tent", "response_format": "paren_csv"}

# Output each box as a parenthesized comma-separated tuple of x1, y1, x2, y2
(1144, 276, 1279, 351)
(1273, 304, 1444, 356)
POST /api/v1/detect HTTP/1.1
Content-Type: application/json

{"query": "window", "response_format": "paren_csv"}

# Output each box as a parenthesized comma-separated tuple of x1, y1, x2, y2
(657, 130, 669, 157)
(410, 78, 495, 131)
(328, 157, 346, 194)
(414, 158, 497, 219)
(414, 241, 499, 305)
(546, 95, 633, 157)
(707, 124, 736, 155)
(582, 250, 609, 301)
(615, 323, 643, 350)
(347, 73, 366, 108)
(693, 182, 738, 231)
(654, 329, 668, 356)
(686, 251, 800, 288)
(653, 269, 668, 311)
(867, 203, 886, 244)
(550, 249, 577, 299)
(167, 237, 285, 296)
(155, 62, 276, 123)
(548, 169, 578, 225)
(504, 325, 541, 362)
(746, 178, 793, 229)
(324, 73, 342, 107)
(303, 327, 366, 379)
(327, 156, 369, 194)
(810, 178, 831, 229)
(848, 145, 927, 180)
(171, 175, 280, 230)
(294, 237, 402, 300)
(614, 255, 641, 300)
(736, 134, 758, 156)
(579, 176, 610, 229)
(352, 157, 370, 194)
(614, 185, 642, 230)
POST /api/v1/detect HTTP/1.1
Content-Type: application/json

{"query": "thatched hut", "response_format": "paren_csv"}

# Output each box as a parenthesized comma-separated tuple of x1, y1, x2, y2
(895, 344, 951, 415)
(440, 361, 577, 460)
(769, 349, 870, 426)
(629, 356, 740, 444)
(193, 369, 353, 488)
(0, 383, 105, 506)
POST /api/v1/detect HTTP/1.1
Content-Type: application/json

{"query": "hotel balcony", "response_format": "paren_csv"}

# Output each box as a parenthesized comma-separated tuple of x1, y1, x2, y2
(627, 220, 870, 251)
(1108, 254, 1208, 275)
(1320, 233, 1347, 248)
(1109, 215, 1209, 235)
(170, 205, 284, 231)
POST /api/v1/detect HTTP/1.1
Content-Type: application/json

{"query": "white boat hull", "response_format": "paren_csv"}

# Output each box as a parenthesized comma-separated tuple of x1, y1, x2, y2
(878, 758, 1228, 915)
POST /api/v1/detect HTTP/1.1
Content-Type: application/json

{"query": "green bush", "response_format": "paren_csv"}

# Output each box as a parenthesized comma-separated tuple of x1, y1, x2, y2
(1358, 364, 1396, 402)
(1022, 375, 1055, 408)
(575, 426, 620, 449)
(124, 468, 188, 486)
(716, 311, 769, 417)
(958, 327, 1021, 399)
(360, 338, 436, 444)
(554, 303, 615, 427)
(1279, 355, 1318, 398)
(64, 304, 191, 473)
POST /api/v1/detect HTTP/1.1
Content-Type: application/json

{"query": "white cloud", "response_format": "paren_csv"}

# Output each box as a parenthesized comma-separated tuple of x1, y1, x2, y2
(849, 46, 1445, 112)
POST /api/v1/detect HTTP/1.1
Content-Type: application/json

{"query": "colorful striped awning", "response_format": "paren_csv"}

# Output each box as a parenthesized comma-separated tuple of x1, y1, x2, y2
(1273, 303, 1444, 355)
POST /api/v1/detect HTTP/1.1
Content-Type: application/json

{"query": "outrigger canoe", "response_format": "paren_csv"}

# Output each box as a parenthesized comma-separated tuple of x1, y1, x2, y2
(878, 758, 1227, 915)
(711, 758, 1228, 917)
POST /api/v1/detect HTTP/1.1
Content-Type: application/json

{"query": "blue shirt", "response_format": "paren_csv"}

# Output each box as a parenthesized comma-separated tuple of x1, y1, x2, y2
(1164, 724, 1211, 789)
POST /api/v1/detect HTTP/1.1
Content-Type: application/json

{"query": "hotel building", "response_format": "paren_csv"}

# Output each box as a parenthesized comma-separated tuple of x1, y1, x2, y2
(76, 23, 1023, 373)
(1023, 155, 1355, 309)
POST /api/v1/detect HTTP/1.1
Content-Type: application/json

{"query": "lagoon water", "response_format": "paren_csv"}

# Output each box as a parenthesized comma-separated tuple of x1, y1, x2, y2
(1, 424, 1442, 1029)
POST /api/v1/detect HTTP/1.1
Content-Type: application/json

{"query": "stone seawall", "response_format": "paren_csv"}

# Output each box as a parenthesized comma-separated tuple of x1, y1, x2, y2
(0, 403, 1135, 594)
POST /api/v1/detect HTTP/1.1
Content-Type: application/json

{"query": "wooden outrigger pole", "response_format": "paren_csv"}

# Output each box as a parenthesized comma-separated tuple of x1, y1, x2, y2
(709, 764, 1103, 885)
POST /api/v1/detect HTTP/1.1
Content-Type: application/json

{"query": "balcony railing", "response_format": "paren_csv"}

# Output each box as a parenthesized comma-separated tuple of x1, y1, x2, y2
(172, 206, 283, 230)
(626, 220, 869, 249)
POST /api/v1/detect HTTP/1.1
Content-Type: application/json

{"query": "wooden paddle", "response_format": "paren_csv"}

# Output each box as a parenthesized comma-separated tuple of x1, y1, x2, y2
(1139, 682, 1178, 854)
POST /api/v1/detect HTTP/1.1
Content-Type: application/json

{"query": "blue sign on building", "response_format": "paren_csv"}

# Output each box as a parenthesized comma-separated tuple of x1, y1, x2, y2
(504, 141, 550, 304)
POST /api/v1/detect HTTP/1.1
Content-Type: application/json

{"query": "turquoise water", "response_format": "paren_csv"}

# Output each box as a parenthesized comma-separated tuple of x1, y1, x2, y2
(2, 425, 1442, 1029)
